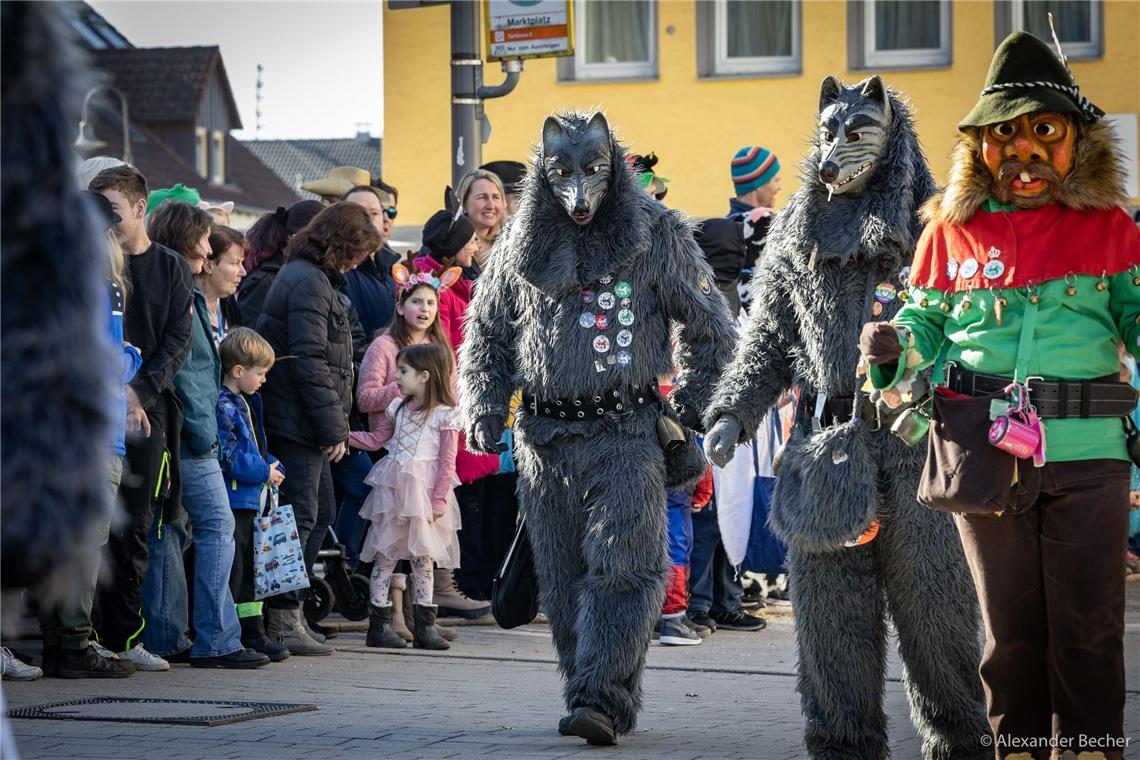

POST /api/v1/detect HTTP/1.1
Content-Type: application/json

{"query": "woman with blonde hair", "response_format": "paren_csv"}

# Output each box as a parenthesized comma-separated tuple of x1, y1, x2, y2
(455, 169, 506, 266)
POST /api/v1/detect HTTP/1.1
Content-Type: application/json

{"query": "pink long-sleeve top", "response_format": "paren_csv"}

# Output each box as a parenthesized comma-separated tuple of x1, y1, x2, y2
(349, 400, 460, 511)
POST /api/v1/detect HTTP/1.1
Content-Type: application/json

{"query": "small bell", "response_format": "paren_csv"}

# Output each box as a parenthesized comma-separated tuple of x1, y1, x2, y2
(940, 301, 951, 313)
(961, 297, 972, 311)
(1133, 276, 1140, 286)
(1064, 273, 1077, 297)
(1029, 294, 1040, 305)
(899, 290, 909, 302)
(1095, 281, 1106, 292)
(919, 297, 929, 308)
(1066, 284, 1077, 296)
(995, 296, 1007, 325)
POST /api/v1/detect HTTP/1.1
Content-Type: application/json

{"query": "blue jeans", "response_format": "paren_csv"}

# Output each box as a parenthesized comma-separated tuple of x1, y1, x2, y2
(688, 498, 743, 616)
(332, 451, 373, 567)
(142, 456, 242, 657)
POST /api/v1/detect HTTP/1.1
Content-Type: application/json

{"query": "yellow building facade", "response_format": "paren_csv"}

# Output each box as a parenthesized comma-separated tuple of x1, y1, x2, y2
(384, 1, 1140, 225)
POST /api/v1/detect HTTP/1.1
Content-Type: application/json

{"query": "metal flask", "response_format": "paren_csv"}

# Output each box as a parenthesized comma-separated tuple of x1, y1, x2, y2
(890, 403, 931, 447)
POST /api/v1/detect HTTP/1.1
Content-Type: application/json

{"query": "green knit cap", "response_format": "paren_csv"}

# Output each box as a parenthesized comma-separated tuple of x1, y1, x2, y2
(958, 31, 1103, 130)
(146, 183, 201, 215)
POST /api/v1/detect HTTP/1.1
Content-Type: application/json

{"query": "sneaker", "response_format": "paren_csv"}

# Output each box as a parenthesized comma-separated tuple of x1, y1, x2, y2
(710, 608, 767, 632)
(688, 611, 717, 634)
(91, 641, 119, 659)
(55, 645, 135, 678)
(765, 586, 792, 606)
(741, 583, 767, 610)
(683, 614, 712, 638)
(2, 647, 43, 680)
(659, 617, 702, 646)
(119, 644, 170, 671)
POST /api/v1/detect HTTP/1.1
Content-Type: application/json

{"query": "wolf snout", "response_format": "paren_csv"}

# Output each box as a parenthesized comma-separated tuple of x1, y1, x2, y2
(819, 161, 840, 184)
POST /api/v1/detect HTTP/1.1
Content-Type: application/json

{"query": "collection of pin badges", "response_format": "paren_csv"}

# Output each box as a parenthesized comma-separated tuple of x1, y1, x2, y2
(870, 266, 910, 318)
(581, 275, 634, 373)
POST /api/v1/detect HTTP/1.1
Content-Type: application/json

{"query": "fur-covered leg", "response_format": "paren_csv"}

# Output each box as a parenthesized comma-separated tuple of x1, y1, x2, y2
(790, 545, 890, 760)
(563, 428, 667, 736)
(515, 441, 587, 686)
(879, 473, 991, 760)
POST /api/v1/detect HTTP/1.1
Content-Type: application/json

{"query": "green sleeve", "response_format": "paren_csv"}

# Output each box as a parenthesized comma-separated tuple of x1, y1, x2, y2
(1109, 270, 1140, 358)
(868, 286, 949, 390)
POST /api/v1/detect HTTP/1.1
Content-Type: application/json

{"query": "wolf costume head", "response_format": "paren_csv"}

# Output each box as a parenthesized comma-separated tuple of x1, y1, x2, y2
(541, 112, 615, 225)
(769, 75, 937, 268)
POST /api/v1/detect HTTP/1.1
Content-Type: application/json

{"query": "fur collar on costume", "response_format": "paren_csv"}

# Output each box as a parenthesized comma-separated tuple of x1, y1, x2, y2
(923, 119, 1128, 224)
(508, 115, 655, 298)
(767, 92, 936, 269)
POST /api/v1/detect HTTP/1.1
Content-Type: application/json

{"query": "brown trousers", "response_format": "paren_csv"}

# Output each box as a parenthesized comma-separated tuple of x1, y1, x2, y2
(955, 458, 1130, 760)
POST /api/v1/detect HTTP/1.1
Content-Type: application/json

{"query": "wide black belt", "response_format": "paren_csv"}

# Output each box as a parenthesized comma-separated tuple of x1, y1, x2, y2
(797, 393, 892, 430)
(944, 366, 1135, 419)
(523, 384, 659, 420)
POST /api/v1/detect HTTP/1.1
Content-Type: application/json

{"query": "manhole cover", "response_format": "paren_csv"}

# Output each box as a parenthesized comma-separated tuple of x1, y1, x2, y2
(7, 697, 317, 726)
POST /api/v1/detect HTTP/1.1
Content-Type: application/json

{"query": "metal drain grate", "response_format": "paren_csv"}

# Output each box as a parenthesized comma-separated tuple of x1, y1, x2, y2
(7, 697, 317, 726)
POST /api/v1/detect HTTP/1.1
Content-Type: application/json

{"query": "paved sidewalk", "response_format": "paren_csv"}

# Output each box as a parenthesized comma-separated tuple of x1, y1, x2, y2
(5, 588, 1139, 759)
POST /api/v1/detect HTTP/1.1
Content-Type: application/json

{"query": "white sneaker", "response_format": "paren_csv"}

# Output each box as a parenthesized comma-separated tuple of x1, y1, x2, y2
(2, 647, 43, 680)
(91, 641, 119, 659)
(119, 644, 170, 672)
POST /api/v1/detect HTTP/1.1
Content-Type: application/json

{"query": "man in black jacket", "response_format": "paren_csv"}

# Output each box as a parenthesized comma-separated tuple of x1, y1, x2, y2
(90, 165, 192, 669)
(343, 184, 400, 338)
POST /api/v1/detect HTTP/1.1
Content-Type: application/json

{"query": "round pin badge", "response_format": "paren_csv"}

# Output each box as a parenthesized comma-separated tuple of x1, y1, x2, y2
(616, 329, 632, 347)
(614, 281, 632, 298)
(579, 312, 595, 329)
(616, 348, 633, 367)
(960, 259, 980, 279)
(620, 298, 631, 308)
(898, 266, 911, 286)
(698, 277, 712, 296)
(594, 314, 609, 330)
(618, 309, 635, 326)
(872, 301, 884, 317)
(598, 292, 616, 310)
(983, 260, 1005, 280)
(581, 290, 595, 304)
(946, 260, 959, 281)
(593, 335, 611, 353)
(599, 275, 613, 286)
(874, 282, 897, 304)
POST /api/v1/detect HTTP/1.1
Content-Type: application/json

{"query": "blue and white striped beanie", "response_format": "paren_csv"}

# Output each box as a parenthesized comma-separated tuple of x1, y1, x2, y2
(731, 146, 780, 195)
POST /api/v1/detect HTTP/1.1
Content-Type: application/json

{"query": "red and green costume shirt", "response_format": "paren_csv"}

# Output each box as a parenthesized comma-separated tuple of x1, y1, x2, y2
(870, 202, 1140, 462)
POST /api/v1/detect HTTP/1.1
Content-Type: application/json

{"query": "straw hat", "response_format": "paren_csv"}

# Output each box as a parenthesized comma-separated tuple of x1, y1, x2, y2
(301, 166, 371, 197)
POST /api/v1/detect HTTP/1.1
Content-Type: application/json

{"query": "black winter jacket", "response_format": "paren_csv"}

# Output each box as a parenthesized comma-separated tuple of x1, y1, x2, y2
(236, 254, 282, 328)
(255, 259, 353, 448)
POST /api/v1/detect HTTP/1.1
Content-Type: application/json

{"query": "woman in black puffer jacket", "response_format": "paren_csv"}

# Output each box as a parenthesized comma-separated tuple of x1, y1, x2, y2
(255, 202, 381, 654)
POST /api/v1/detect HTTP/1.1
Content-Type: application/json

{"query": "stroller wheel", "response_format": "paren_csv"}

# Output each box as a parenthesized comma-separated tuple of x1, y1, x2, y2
(335, 574, 371, 621)
(304, 576, 335, 622)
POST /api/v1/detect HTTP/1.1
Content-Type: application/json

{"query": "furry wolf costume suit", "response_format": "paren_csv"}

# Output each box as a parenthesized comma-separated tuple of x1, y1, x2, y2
(460, 111, 736, 741)
(704, 78, 991, 759)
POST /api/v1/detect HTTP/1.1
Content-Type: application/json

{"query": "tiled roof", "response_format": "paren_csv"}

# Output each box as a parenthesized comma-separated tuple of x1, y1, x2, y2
(242, 138, 383, 200)
(90, 46, 241, 127)
(83, 106, 301, 213)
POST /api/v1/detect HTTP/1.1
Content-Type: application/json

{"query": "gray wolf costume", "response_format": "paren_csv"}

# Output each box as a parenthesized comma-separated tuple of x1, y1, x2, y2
(704, 77, 991, 759)
(460, 111, 735, 744)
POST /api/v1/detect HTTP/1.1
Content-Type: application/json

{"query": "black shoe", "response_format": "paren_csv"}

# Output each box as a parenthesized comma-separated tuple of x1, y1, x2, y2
(165, 647, 192, 664)
(765, 586, 792, 606)
(190, 648, 270, 669)
(741, 584, 766, 609)
(688, 612, 717, 633)
(242, 637, 290, 663)
(565, 705, 617, 746)
(710, 608, 767, 632)
(306, 618, 338, 640)
(683, 614, 712, 638)
(55, 645, 136, 678)
(557, 714, 572, 736)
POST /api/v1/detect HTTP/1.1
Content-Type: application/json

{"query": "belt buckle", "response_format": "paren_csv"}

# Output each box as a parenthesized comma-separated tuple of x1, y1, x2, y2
(942, 360, 958, 391)
(1024, 376, 1045, 400)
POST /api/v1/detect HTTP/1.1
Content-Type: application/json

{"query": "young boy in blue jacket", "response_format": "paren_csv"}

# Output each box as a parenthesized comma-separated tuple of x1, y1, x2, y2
(217, 327, 287, 662)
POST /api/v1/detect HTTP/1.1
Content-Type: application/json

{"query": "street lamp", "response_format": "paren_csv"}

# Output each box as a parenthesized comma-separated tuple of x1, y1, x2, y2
(75, 85, 132, 165)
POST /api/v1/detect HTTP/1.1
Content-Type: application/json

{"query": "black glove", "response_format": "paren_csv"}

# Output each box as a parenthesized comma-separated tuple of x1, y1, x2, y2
(469, 415, 507, 454)
(704, 415, 743, 468)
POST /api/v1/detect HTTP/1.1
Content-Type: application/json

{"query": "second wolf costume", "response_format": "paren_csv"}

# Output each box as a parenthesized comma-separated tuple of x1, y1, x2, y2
(460, 111, 735, 743)
(704, 77, 991, 759)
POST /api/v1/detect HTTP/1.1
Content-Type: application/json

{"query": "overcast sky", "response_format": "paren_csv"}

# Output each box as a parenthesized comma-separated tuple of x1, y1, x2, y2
(91, 1, 384, 140)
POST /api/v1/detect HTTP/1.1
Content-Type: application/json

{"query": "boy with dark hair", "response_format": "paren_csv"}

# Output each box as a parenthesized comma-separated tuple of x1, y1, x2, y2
(90, 165, 194, 671)
(217, 327, 288, 662)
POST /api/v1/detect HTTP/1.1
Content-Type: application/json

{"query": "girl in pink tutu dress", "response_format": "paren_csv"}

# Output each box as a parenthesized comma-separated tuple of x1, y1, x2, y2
(349, 342, 460, 650)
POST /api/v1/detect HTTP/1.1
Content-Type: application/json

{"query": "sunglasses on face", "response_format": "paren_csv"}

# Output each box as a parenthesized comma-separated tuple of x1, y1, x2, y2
(383, 207, 397, 220)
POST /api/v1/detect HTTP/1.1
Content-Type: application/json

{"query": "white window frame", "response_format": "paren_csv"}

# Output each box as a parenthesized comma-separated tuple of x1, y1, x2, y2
(194, 127, 208, 179)
(1006, 0, 1102, 60)
(861, 0, 951, 69)
(210, 130, 226, 185)
(712, 0, 801, 76)
(570, 0, 657, 81)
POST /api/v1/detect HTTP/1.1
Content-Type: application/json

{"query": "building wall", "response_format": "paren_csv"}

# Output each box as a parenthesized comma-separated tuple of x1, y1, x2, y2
(384, 0, 1140, 226)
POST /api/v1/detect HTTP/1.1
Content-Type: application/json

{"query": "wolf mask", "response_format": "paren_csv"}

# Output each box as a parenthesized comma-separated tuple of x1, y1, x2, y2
(817, 75, 893, 199)
(541, 111, 614, 225)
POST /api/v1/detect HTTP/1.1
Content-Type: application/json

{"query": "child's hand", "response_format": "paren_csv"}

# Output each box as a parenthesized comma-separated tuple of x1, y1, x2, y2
(1130, 491, 1140, 509)
(268, 461, 285, 487)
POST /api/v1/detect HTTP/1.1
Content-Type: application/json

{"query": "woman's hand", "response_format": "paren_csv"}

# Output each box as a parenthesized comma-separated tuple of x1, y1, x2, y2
(323, 441, 348, 463)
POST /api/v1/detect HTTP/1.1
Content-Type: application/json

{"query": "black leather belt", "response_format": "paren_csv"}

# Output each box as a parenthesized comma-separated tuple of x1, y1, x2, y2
(944, 366, 1136, 419)
(798, 394, 889, 430)
(523, 384, 659, 420)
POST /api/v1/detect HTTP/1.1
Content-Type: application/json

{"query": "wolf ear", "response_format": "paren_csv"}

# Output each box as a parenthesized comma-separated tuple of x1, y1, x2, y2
(819, 75, 843, 113)
(542, 116, 563, 155)
(585, 111, 610, 140)
(860, 75, 893, 122)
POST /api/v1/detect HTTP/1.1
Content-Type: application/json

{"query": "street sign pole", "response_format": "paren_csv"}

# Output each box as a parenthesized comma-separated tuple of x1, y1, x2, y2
(449, 0, 482, 190)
